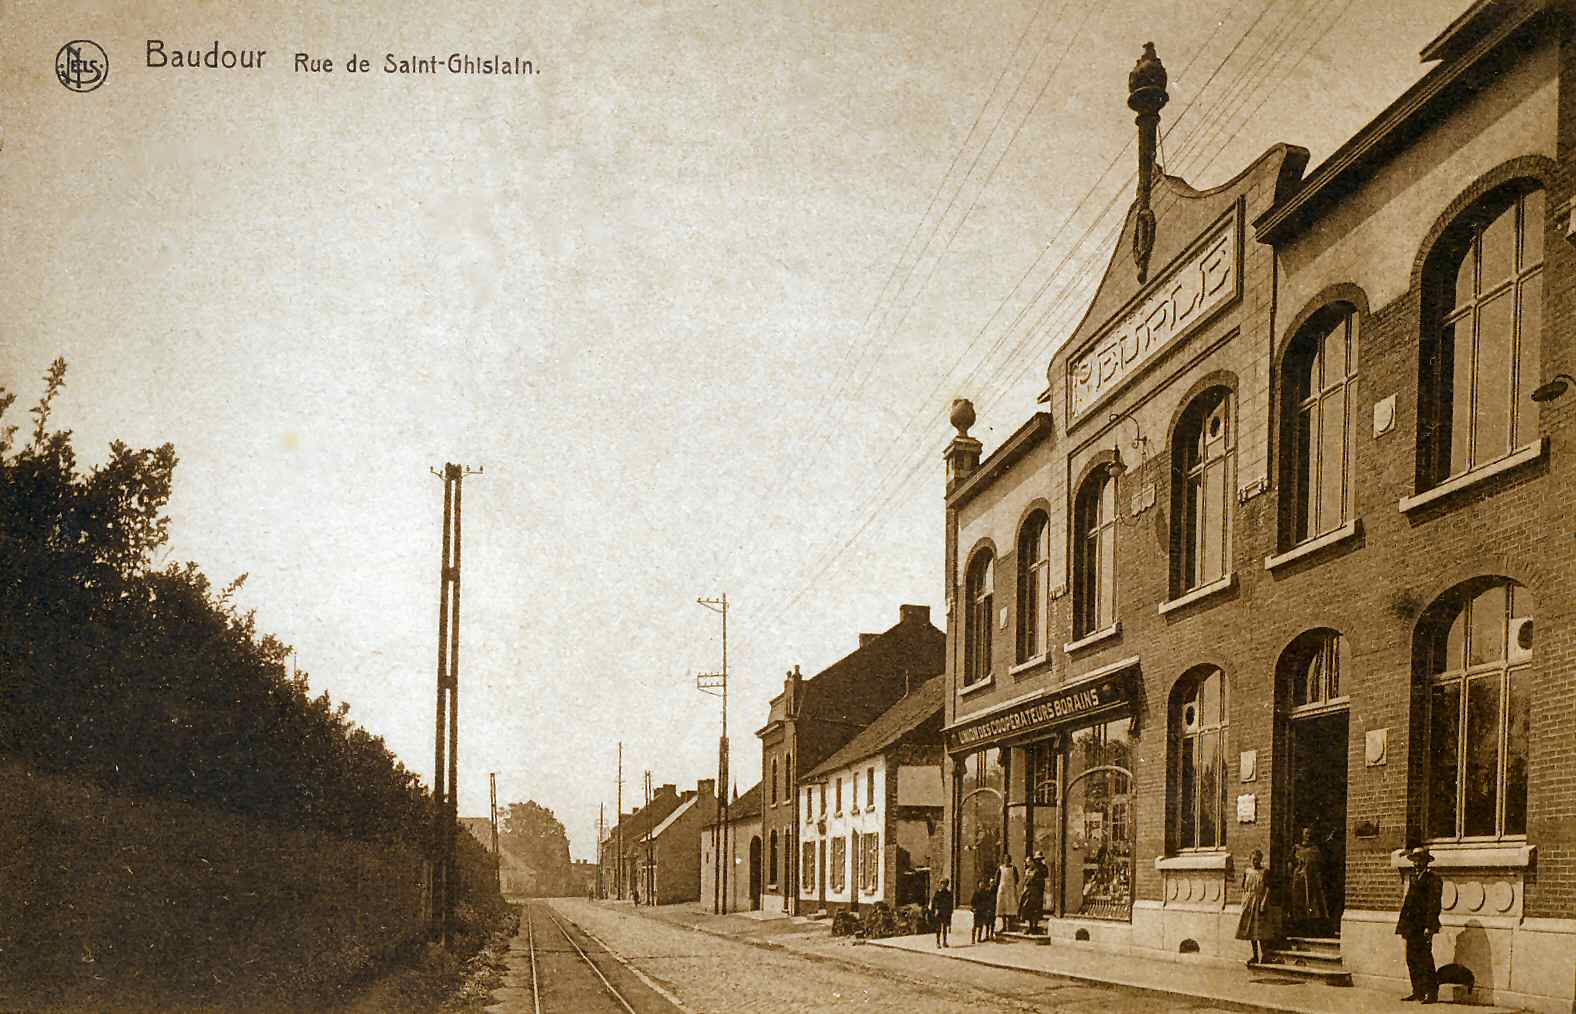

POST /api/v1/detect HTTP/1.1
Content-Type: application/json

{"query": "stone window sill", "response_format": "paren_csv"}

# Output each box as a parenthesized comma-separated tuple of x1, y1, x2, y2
(1065, 653, 1141, 688)
(1009, 653, 1050, 676)
(1154, 852, 1232, 872)
(1399, 438, 1546, 515)
(959, 675, 995, 697)
(1264, 518, 1362, 571)
(1064, 622, 1121, 655)
(1158, 572, 1236, 616)
(1389, 844, 1536, 869)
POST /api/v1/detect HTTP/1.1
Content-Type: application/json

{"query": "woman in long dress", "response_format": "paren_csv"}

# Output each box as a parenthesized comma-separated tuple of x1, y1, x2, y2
(1289, 826, 1328, 933)
(994, 854, 1019, 933)
(1235, 848, 1275, 964)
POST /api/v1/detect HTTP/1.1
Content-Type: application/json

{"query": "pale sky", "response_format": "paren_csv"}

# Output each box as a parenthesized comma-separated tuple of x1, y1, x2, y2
(2, 0, 1455, 859)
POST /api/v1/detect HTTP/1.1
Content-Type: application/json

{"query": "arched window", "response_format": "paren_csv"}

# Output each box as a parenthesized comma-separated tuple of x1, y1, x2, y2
(1282, 306, 1357, 545)
(1073, 468, 1117, 637)
(1280, 629, 1349, 710)
(769, 830, 779, 886)
(784, 753, 792, 807)
(1170, 667, 1228, 851)
(770, 757, 779, 805)
(1017, 513, 1050, 662)
(1418, 579, 1533, 841)
(1420, 186, 1544, 487)
(1172, 389, 1234, 594)
(964, 552, 995, 685)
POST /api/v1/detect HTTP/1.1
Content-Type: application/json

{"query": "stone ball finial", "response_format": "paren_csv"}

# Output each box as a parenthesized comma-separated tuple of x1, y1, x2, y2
(1128, 42, 1169, 113)
(950, 398, 976, 438)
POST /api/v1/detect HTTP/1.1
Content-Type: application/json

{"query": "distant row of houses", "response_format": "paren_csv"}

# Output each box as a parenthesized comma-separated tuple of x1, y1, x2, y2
(599, 604, 949, 918)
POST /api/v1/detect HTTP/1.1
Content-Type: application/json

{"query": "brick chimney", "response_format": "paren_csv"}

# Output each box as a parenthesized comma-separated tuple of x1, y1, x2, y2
(784, 665, 803, 717)
(697, 778, 715, 799)
(899, 604, 930, 625)
(945, 399, 983, 493)
(858, 632, 879, 648)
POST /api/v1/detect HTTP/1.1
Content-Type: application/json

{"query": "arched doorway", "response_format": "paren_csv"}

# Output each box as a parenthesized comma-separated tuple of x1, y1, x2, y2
(748, 835, 763, 910)
(1277, 629, 1350, 937)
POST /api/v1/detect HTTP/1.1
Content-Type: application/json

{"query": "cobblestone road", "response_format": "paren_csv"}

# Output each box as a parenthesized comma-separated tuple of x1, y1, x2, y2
(529, 900, 1247, 1014)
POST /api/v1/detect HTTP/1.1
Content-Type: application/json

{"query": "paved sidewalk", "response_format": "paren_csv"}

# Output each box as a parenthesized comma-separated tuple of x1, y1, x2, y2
(622, 902, 1522, 1014)
(867, 930, 1520, 1014)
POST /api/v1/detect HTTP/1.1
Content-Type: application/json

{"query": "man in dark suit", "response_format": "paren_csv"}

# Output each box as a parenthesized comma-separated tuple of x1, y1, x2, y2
(1396, 847, 1443, 1003)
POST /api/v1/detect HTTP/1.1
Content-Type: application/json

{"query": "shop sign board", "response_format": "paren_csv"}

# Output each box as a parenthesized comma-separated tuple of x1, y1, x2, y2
(946, 668, 1135, 752)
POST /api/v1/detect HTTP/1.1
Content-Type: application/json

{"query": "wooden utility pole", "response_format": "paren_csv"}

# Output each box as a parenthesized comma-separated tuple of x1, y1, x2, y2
(643, 770, 653, 906)
(697, 593, 728, 912)
(430, 462, 481, 946)
(616, 742, 624, 900)
(489, 772, 501, 893)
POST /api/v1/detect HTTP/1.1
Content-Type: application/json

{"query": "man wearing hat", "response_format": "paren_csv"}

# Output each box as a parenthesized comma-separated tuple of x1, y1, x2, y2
(1395, 847, 1443, 1003)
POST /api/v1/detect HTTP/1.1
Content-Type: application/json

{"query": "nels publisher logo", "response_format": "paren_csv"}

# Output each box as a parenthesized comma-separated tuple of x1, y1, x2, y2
(56, 40, 108, 93)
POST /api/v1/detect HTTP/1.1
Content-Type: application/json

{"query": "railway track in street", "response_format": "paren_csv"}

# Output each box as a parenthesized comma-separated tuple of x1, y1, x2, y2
(520, 900, 681, 1014)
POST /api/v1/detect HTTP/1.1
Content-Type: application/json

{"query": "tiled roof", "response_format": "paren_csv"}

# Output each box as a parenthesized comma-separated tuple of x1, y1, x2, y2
(703, 781, 762, 828)
(803, 674, 944, 780)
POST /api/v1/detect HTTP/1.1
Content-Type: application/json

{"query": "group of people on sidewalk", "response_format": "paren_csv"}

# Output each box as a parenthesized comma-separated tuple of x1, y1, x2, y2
(929, 841, 1446, 1004)
(928, 851, 1051, 948)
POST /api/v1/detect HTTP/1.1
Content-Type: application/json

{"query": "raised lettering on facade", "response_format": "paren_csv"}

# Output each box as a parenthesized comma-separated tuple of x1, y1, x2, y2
(1068, 215, 1238, 421)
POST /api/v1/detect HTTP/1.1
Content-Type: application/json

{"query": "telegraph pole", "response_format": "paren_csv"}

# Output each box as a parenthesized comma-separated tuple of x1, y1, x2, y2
(597, 803, 605, 898)
(696, 593, 728, 913)
(643, 770, 653, 906)
(489, 772, 501, 894)
(430, 462, 482, 946)
(616, 742, 624, 901)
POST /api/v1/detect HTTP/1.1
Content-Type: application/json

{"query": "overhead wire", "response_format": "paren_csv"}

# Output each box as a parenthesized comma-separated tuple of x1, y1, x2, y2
(762, 0, 1346, 619)
(753, 0, 1292, 618)
(794, 0, 1069, 460)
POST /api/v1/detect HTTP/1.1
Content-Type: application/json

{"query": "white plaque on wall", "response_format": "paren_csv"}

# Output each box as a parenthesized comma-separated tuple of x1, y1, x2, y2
(1237, 793, 1256, 824)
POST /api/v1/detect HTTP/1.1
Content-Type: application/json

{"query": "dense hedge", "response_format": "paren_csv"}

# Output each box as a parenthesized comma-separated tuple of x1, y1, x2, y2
(0, 359, 431, 840)
(0, 361, 506, 1005)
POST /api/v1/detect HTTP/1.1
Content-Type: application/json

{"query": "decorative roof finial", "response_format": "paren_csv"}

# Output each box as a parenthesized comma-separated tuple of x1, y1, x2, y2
(949, 398, 976, 438)
(1127, 42, 1169, 284)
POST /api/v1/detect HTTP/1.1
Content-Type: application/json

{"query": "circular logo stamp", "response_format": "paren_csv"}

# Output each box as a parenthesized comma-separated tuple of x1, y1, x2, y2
(56, 40, 108, 93)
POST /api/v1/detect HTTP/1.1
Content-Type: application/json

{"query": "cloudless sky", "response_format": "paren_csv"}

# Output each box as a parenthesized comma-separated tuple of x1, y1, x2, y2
(2, 0, 1456, 858)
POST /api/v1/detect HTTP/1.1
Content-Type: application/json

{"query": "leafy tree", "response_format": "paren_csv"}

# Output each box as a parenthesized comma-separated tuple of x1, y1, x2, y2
(500, 800, 573, 890)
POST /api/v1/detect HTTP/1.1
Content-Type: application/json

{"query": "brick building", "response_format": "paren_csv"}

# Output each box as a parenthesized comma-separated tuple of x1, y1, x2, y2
(700, 782, 763, 913)
(633, 779, 717, 906)
(798, 674, 946, 916)
(939, 5, 1576, 1010)
(756, 604, 944, 914)
(598, 782, 687, 901)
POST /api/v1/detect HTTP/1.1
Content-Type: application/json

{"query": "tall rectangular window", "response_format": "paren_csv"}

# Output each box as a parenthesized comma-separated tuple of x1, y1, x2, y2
(1074, 471, 1117, 636)
(1175, 391, 1233, 594)
(1424, 188, 1544, 486)
(1017, 514, 1050, 660)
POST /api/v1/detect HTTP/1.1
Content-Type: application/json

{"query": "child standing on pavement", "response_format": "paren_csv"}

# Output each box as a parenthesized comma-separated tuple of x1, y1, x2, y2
(971, 877, 996, 943)
(930, 879, 955, 948)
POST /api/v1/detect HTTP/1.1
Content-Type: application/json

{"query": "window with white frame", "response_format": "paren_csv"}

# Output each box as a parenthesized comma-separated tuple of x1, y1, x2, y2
(1419, 579, 1533, 842)
(830, 836, 847, 894)
(1282, 305, 1357, 545)
(965, 551, 994, 684)
(1172, 389, 1234, 594)
(1017, 511, 1050, 661)
(1170, 666, 1228, 851)
(1073, 468, 1117, 636)
(1419, 186, 1544, 489)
